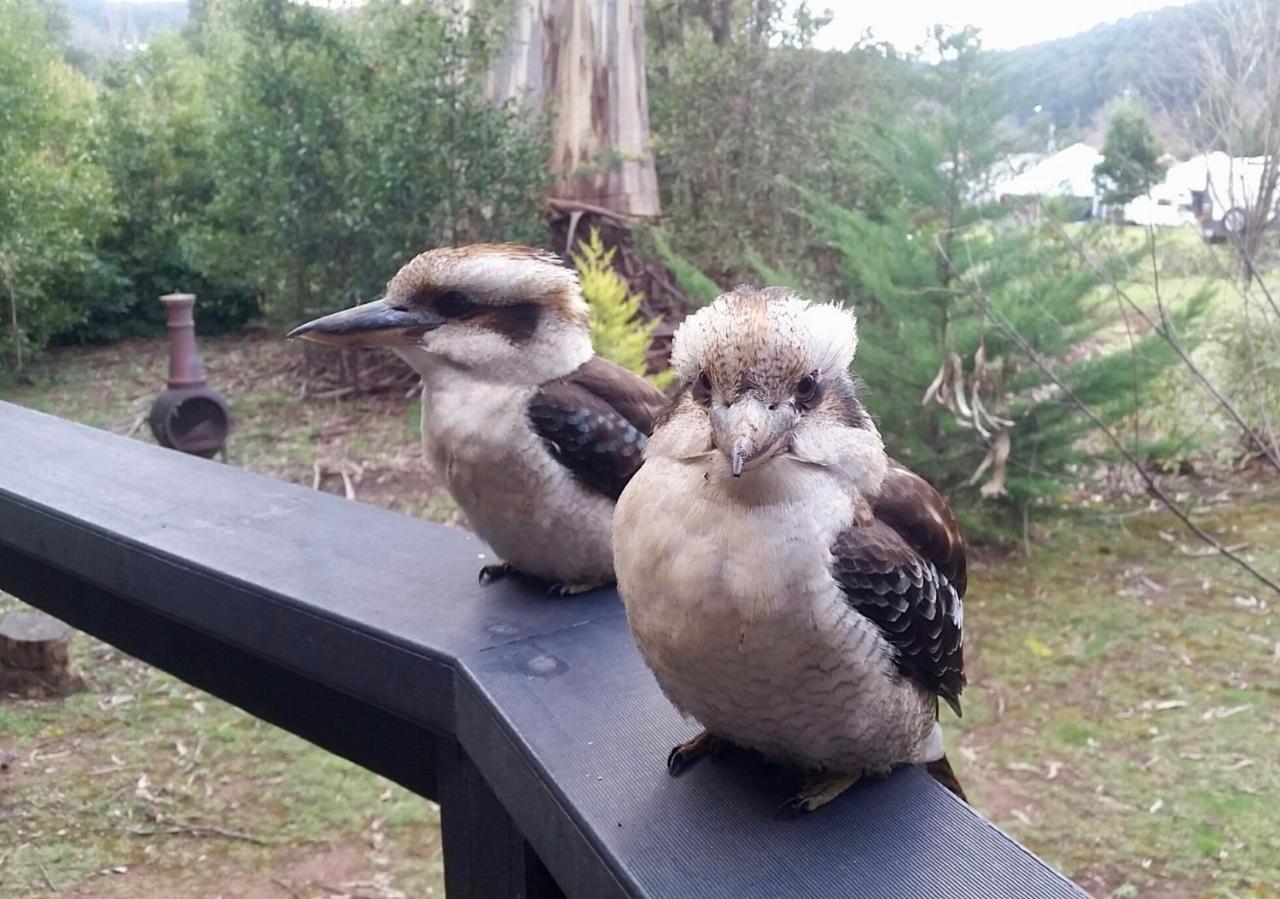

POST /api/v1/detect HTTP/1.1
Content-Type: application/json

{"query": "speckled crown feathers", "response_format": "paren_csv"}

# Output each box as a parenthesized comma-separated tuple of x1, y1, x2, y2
(670, 287, 858, 387)
(386, 244, 585, 322)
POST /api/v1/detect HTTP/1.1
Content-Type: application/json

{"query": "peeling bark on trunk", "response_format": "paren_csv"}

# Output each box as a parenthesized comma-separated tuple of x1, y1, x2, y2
(486, 0, 660, 219)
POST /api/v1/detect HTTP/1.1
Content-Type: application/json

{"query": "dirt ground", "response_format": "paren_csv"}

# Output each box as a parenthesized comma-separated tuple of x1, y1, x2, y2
(3, 332, 1280, 898)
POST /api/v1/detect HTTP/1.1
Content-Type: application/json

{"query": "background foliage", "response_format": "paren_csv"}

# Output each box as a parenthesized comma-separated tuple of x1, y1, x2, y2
(194, 0, 547, 324)
(0, 0, 113, 366)
(0, 0, 546, 366)
(1094, 100, 1164, 206)
(0, 0, 1272, 536)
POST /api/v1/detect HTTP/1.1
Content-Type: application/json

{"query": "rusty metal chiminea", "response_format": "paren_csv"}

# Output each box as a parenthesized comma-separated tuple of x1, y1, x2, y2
(148, 293, 233, 459)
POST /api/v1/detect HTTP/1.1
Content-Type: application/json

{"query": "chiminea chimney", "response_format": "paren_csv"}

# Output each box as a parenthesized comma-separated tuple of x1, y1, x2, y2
(147, 293, 233, 459)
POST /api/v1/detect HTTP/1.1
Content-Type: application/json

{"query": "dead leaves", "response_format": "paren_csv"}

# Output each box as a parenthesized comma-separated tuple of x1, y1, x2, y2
(923, 343, 1014, 497)
(967, 428, 1011, 498)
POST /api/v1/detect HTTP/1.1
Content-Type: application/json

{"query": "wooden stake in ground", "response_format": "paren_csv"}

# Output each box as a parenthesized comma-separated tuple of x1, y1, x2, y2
(0, 609, 87, 698)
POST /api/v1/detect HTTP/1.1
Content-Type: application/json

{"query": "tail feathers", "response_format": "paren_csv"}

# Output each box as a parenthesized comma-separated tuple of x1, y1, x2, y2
(924, 754, 967, 801)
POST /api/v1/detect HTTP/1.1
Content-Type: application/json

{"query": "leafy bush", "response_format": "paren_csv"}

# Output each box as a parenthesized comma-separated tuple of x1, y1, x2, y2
(574, 229, 672, 388)
(795, 29, 1208, 536)
(804, 194, 1209, 538)
(195, 0, 547, 325)
(0, 0, 113, 370)
(81, 35, 258, 342)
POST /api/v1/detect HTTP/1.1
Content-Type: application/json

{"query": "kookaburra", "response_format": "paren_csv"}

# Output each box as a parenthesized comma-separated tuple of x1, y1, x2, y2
(613, 287, 967, 815)
(289, 244, 666, 594)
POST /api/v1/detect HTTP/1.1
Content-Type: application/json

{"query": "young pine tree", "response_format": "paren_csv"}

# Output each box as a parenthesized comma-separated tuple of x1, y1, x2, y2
(801, 30, 1204, 537)
(1094, 101, 1163, 207)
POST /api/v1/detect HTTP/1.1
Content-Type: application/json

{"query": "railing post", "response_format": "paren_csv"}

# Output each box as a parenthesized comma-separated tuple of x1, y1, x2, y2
(436, 736, 565, 899)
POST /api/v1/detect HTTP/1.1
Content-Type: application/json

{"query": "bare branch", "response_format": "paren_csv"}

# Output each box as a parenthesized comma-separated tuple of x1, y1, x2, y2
(1036, 210, 1280, 472)
(936, 229, 1280, 596)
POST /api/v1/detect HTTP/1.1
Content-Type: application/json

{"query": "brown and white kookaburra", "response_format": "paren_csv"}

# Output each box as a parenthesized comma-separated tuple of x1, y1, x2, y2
(290, 244, 666, 594)
(613, 287, 967, 815)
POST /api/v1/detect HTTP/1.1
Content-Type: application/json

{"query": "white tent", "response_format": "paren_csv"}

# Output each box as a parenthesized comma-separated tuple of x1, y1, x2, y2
(1163, 152, 1229, 194)
(993, 143, 1102, 201)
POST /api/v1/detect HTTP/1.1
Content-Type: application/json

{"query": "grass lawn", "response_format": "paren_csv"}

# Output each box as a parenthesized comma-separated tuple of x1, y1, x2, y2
(3, 331, 1279, 898)
(1, 334, 448, 899)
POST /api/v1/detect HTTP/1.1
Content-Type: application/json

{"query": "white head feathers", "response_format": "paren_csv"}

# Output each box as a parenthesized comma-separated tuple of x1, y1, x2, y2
(670, 287, 858, 385)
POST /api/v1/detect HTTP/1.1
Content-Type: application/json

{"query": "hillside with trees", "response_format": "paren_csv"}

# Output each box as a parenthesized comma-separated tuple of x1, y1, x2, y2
(992, 0, 1228, 146)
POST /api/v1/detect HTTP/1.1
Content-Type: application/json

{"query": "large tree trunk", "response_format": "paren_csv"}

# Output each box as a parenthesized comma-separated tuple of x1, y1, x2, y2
(487, 0, 661, 219)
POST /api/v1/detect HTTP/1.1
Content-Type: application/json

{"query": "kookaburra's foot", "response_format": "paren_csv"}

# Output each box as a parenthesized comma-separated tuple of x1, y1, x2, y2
(546, 579, 610, 597)
(478, 562, 516, 585)
(775, 773, 860, 819)
(666, 730, 731, 776)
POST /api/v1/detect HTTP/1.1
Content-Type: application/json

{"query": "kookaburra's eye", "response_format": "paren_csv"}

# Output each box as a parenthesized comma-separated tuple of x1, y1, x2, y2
(795, 372, 819, 406)
(437, 291, 476, 318)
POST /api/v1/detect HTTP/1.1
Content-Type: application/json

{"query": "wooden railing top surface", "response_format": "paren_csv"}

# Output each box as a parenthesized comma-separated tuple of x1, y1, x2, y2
(0, 401, 1088, 899)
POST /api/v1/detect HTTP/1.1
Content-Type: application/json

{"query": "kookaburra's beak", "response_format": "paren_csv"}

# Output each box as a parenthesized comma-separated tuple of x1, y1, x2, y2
(711, 396, 791, 478)
(287, 299, 443, 348)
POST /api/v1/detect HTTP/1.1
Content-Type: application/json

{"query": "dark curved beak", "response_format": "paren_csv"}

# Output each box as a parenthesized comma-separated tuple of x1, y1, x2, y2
(286, 298, 443, 348)
(711, 396, 791, 478)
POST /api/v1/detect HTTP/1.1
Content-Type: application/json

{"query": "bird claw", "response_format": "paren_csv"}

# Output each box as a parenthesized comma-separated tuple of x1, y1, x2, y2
(666, 730, 729, 777)
(478, 563, 515, 585)
(546, 580, 608, 597)
(775, 773, 859, 819)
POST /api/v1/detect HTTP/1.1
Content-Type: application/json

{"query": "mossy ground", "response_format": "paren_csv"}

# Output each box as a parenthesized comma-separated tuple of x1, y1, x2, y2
(2, 332, 1278, 897)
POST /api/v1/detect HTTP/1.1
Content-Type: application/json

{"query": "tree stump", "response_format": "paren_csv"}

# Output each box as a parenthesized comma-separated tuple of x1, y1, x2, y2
(0, 610, 87, 698)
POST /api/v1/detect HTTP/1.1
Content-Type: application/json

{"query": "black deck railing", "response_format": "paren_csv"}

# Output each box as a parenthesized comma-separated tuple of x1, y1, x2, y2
(0, 400, 1089, 898)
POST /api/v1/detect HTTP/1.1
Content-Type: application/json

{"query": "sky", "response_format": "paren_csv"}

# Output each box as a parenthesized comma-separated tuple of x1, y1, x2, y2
(110, 0, 1196, 52)
(812, 0, 1196, 52)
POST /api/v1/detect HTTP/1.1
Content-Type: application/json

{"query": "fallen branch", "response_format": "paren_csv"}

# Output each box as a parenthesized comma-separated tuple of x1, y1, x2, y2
(546, 196, 636, 226)
(119, 821, 268, 845)
(1179, 542, 1250, 558)
(122, 412, 147, 438)
(38, 860, 58, 892)
(309, 377, 415, 401)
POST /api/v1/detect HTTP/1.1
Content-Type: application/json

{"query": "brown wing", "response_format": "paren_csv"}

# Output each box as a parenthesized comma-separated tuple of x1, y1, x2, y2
(527, 356, 668, 501)
(831, 462, 967, 715)
(873, 461, 967, 595)
(560, 356, 667, 434)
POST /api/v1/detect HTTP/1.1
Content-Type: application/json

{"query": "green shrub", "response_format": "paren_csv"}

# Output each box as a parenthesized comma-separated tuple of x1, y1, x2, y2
(195, 0, 547, 325)
(80, 35, 258, 342)
(0, 0, 113, 370)
(574, 229, 672, 389)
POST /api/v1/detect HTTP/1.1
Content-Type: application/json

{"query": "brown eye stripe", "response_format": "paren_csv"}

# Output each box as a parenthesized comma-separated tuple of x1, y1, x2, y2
(691, 371, 713, 404)
(481, 303, 540, 344)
